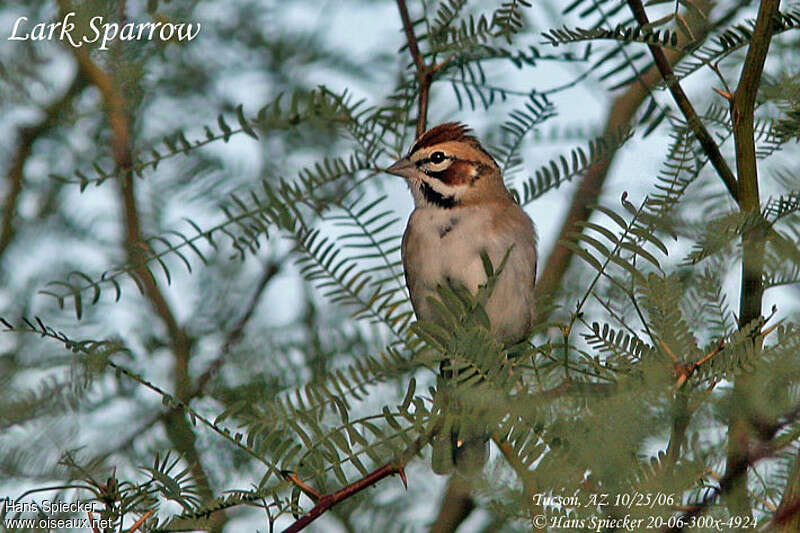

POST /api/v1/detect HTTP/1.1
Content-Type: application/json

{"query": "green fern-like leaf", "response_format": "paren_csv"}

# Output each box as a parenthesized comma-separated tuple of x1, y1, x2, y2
(516, 125, 632, 206)
(492, 0, 533, 43)
(50, 88, 369, 190)
(582, 321, 653, 370)
(542, 24, 681, 49)
(496, 93, 557, 175)
(140, 453, 203, 512)
(670, 7, 800, 85)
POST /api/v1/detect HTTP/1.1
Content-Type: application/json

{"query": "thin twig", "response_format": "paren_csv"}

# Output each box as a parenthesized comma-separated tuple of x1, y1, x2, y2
(659, 338, 680, 365)
(281, 432, 430, 532)
(624, 0, 739, 202)
(1, 74, 86, 260)
(87, 511, 101, 533)
(674, 320, 781, 388)
(126, 509, 154, 533)
(281, 471, 323, 502)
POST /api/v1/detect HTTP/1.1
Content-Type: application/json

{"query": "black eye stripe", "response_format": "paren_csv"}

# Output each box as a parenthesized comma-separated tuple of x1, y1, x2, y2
(423, 169, 447, 180)
(414, 156, 489, 168)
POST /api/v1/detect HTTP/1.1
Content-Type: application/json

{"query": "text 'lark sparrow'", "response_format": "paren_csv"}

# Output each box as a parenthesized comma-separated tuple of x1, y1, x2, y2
(386, 122, 538, 474)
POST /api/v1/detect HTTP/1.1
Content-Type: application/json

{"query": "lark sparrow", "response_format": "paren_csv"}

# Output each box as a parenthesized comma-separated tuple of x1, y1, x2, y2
(386, 122, 538, 474)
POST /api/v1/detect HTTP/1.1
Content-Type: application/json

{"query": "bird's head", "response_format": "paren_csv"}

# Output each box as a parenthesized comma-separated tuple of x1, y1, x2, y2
(386, 122, 510, 208)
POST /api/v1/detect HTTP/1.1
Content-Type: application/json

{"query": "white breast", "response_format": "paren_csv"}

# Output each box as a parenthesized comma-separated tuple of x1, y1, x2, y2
(402, 205, 537, 344)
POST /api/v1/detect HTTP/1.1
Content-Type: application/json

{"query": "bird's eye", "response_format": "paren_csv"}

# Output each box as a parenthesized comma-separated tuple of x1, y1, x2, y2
(430, 151, 446, 164)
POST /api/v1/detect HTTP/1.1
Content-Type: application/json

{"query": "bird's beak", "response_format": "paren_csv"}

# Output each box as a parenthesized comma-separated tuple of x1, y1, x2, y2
(385, 157, 415, 179)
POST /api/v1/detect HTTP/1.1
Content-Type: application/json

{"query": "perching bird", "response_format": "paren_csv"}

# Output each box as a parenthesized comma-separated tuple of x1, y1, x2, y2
(386, 122, 537, 474)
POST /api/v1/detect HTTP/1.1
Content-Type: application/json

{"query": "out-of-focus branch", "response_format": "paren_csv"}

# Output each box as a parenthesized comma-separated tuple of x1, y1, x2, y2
(665, 391, 690, 469)
(775, 463, 800, 531)
(192, 257, 282, 397)
(429, 477, 475, 533)
(60, 4, 222, 529)
(1, 75, 86, 262)
(492, 434, 545, 531)
(662, 401, 800, 533)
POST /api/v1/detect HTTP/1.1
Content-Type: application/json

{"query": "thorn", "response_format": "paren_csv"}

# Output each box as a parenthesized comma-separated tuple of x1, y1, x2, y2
(88, 511, 101, 533)
(765, 305, 779, 324)
(430, 55, 454, 74)
(761, 319, 784, 338)
(281, 470, 322, 501)
(658, 338, 680, 364)
(397, 466, 408, 490)
(126, 509, 153, 533)
(713, 87, 733, 101)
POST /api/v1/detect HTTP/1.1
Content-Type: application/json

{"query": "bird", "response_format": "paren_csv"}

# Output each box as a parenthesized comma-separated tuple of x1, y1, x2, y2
(386, 122, 538, 474)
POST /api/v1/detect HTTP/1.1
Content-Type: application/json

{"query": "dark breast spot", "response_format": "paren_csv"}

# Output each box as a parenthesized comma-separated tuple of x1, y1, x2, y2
(438, 216, 460, 238)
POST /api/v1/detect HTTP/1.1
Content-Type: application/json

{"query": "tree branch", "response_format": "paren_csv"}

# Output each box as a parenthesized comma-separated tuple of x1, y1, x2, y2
(281, 433, 431, 533)
(725, 0, 782, 519)
(665, 391, 690, 467)
(429, 477, 475, 533)
(396, 0, 432, 137)
(775, 489, 800, 531)
(662, 401, 800, 533)
(282, 463, 405, 533)
(624, 0, 739, 202)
